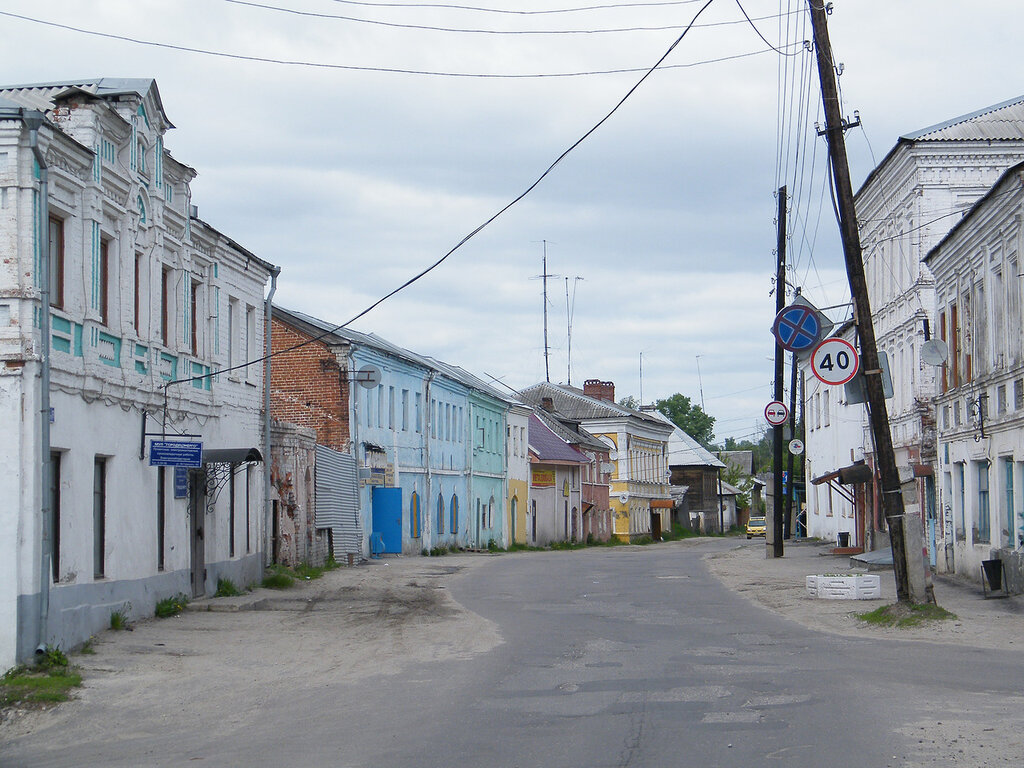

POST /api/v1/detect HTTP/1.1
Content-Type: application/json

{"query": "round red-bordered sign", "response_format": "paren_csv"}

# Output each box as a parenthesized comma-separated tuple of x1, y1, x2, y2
(764, 400, 789, 426)
(811, 337, 860, 386)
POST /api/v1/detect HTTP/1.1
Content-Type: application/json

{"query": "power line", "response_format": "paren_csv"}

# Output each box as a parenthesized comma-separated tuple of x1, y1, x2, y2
(168, 0, 725, 388)
(0, 10, 800, 79)
(225, 0, 801, 35)
(327, 0, 709, 15)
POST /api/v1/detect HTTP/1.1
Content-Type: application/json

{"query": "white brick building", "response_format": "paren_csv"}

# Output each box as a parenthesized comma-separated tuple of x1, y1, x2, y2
(0, 80, 277, 666)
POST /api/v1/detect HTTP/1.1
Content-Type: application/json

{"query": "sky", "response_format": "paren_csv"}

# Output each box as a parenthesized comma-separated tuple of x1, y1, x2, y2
(1, 0, 1021, 444)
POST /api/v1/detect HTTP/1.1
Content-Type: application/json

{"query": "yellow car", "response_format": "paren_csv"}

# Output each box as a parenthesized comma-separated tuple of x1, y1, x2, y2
(746, 516, 767, 539)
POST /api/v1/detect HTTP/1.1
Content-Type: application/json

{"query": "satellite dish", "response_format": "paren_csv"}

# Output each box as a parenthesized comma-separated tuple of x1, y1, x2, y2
(355, 364, 382, 389)
(618, 493, 629, 504)
(921, 339, 949, 366)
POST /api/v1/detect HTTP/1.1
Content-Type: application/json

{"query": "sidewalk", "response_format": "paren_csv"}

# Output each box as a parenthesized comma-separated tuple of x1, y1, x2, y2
(703, 539, 1024, 651)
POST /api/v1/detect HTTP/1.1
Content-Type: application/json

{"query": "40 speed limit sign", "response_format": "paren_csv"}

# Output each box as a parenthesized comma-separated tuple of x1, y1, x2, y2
(811, 338, 859, 385)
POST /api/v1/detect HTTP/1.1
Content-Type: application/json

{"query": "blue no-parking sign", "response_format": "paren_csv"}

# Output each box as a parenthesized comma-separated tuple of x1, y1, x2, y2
(772, 304, 822, 352)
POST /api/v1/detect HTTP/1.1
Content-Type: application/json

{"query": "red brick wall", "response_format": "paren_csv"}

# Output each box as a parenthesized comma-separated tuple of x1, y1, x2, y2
(269, 317, 350, 451)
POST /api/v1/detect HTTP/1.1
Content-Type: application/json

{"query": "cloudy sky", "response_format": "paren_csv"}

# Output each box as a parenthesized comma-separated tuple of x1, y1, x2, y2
(1, 0, 1020, 443)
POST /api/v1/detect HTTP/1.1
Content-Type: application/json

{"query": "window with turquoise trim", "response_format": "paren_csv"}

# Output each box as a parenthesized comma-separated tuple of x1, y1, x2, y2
(450, 495, 458, 535)
(437, 493, 445, 535)
(410, 492, 420, 539)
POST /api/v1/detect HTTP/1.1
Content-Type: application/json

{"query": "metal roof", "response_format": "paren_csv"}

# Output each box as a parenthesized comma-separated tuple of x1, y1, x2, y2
(901, 94, 1024, 142)
(528, 414, 588, 464)
(520, 381, 667, 426)
(274, 305, 516, 406)
(646, 409, 725, 468)
(0, 78, 173, 127)
(532, 408, 608, 453)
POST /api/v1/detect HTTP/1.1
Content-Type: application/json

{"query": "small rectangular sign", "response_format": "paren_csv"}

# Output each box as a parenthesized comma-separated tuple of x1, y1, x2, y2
(149, 440, 203, 468)
(174, 466, 189, 498)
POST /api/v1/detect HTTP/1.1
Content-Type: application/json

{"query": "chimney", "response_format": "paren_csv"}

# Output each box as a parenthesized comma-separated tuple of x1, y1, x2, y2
(583, 379, 615, 402)
(541, 396, 555, 412)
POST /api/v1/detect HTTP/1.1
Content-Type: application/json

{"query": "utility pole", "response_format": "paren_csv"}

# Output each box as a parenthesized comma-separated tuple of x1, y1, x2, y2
(772, 185, 786, 559)
(808, 1, 911, 601)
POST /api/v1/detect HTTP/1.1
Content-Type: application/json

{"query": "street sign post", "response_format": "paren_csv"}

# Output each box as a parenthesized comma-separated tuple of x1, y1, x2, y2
(810, 337, 860, 386)
(764, 400, 789, 426)
(772, 304, 823, 353)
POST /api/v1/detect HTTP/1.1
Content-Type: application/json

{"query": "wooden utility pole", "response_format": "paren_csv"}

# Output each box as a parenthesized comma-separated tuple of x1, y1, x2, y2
(772, 186, 786, 558)
(785, 339, 798, 538)
(807, 1, 911, 601)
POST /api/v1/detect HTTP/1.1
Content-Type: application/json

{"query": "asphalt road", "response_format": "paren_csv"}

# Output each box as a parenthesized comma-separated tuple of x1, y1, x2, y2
(3, 539, 1023, 767)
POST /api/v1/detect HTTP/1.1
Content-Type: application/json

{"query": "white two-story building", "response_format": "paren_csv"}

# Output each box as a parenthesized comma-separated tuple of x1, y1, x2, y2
(0, 79, 277, 667)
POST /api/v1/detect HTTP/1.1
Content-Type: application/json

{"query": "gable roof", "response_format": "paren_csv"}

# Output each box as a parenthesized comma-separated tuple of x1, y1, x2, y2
(274, 305, 515, 406)
(856, 93, 1024, 199)
(901, 94, 1024, 142)
(520, 381, 666, 427)
(528, 414, 588, 464)
(646, 409, 725, 468)
(532, 407, 608, 453)
(0, 78, 173, 128)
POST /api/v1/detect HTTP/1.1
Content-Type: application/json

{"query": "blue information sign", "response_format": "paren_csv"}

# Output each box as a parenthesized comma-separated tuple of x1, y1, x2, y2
(174, 466, 189, 498)
(149, 440, 203, 468)
(772, 304, 822, 352)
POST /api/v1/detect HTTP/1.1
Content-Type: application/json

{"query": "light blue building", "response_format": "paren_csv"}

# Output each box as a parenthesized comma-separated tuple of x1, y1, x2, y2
(275, 309, 513, 555)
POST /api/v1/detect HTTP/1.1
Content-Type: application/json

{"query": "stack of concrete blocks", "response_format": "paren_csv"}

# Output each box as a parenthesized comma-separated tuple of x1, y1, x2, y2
(806, 574, 882, 599)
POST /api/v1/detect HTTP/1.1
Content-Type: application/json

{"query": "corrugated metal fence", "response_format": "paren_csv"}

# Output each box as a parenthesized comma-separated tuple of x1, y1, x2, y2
(315, 445, 362, 557)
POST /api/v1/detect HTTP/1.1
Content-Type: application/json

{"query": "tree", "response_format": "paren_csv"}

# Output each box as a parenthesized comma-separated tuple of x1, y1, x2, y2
(617, 395, 641, 410)
(654, 393, 715, 447)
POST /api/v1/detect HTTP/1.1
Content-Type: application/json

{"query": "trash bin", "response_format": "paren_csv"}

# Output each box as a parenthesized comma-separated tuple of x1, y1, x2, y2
(837, 531, 850, 548)
(981, 559, 1005, 598)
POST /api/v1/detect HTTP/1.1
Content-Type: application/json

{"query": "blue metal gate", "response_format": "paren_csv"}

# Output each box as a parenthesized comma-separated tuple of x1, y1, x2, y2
(372, 487, 403, 554)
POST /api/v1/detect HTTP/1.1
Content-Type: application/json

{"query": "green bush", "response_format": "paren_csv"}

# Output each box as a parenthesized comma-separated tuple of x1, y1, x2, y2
(36, 644, 68, 670)
(155, 593, 189, 618)
(109, 609, 129, 630)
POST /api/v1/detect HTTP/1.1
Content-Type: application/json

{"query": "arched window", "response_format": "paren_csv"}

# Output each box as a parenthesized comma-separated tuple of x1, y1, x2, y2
(450, 494, 458, 534)
(510, 495, 517, 541)
(410, 492, 420, 539)
(437, 493, 445, 535)
(488, 496, 495, 529)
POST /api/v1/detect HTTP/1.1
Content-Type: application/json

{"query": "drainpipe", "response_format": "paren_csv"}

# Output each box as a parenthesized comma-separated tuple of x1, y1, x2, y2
(424, 372, 434, 549)
(24, 110, 51, 655)
(263, 266, 280, 567)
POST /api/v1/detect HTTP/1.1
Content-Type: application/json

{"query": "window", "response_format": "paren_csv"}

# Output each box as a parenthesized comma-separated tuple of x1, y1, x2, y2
(190, 278, 200, 355)
(822, 390, 830, 427)
(450, 495, 458, 535)
(157, 467, 166, 571)
(415, 393, 422, 433)
(437, 493, 445, 534)
(50, 451, 61, 583)
(977, 461, 990, 543)
(998, 385, 1007, 415)
(389, 387, 395, 431)
(402, 390, 409, 431)
(93, 458, 107, 578)
(1016, 379, 1024, 411)
(99, 239, 111, 326)
(1004, 458, 1014, 549)
(134, 252, 144, 333)
(161, 266, 172, 346)
(410, 492, 420, 538)
(245, 305, 256, 379)
(227, 299, 238, 367)
(377, 385, 384, 428)
(950, 302, 959, 388)
(246, 466, 253, 554)
(229, 464, 237, 557)
(955, 462, 965, 539)
(48, 216, 65, 309)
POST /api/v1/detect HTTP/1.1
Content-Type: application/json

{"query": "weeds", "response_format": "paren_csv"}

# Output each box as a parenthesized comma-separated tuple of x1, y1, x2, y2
(36, 645, 68, 670)
(857, 603, 957, 629)
(109, 607, 130, 631)
(155, 593, 189, 618)
(262, 564, 296, 589)
(214, 578, 243, 597)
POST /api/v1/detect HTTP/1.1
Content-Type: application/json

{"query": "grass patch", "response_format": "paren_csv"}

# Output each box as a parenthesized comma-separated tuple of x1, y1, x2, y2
(857, 602, 957, 629)
(155, 593, 189, 618)
(1, 665, 82, 707)
(294, 562, 325, 580)
(214, 578, 243, 597)
(262, 565, 296, 589)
